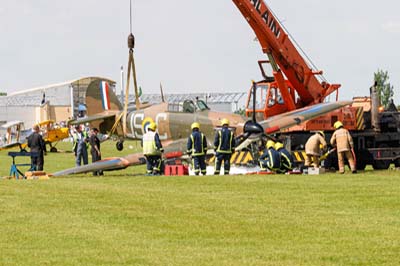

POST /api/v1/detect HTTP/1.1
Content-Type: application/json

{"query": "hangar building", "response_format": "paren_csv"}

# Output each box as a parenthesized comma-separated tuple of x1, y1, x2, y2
(0, 76, 115, 129)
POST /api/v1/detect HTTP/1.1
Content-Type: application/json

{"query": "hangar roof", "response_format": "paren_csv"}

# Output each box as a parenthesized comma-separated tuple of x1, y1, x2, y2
(0, 76, 115, 106)
(127, 92, 246, 105)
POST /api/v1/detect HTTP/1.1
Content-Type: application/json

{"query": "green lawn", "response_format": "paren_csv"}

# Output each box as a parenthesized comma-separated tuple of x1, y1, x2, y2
(1, 141, 400, 265)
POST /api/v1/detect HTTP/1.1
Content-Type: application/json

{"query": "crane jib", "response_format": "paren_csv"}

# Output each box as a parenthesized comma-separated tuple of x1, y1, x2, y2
(250, 0, 281, 38)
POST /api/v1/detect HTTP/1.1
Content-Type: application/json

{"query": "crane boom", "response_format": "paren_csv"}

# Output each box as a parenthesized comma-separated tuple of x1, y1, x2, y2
(232, 0, 340, 105)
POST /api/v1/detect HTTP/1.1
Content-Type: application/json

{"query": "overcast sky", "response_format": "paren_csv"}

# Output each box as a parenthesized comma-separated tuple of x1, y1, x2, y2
(1, 0, 399, 105)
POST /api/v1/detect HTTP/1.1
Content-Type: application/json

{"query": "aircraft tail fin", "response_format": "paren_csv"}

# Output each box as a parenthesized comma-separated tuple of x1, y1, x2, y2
(85, 80, 122, 115)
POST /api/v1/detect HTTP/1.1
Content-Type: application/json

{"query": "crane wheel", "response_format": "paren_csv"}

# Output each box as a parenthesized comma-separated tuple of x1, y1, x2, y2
(372, 160, 390, 170)
(356, 160, 366, 171)
(372, 144, 391, 170)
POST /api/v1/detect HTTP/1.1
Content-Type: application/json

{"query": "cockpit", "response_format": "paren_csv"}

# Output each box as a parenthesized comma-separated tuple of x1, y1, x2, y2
(168, 98, 210, 113)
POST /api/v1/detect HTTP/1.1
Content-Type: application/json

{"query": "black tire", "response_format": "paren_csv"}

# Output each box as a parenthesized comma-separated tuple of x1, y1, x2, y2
(324, 153, 339, 170)
(356, 158, 366, 170)
(116, 141, 124, 151)
(372, 144, 391, 170)
(372, 160, 390, 170)
(50, 147, 58, 152)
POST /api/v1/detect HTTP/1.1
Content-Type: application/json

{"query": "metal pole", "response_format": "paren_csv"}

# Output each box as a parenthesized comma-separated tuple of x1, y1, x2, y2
(120, 66, 124, 101)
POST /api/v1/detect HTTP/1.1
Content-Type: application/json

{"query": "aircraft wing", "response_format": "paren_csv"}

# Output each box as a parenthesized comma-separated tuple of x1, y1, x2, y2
(0, 142, 24, 151)
(52, 138, 189, 176)
(52, 153, 144, 176)
(68, 111, 119, 125)
(259, 101, 352, 134)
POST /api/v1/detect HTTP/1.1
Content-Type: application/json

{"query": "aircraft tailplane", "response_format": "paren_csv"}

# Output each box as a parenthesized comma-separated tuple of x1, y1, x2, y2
(85, 80, 122, 115)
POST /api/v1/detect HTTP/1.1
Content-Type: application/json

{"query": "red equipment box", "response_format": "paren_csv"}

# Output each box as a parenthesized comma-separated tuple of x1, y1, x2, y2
(164, 165, 189, 176)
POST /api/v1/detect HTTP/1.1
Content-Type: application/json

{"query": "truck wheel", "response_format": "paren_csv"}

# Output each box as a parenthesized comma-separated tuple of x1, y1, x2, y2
(324, 154, 338, 170)
(50, 147, 58, 152)
(372, 144, 392, 170)
(372, 160, 390, 170)
(356, 160, 366, 170)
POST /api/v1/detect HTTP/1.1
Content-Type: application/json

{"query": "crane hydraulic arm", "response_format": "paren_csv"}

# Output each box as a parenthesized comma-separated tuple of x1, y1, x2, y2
(232, 0, 340, 106)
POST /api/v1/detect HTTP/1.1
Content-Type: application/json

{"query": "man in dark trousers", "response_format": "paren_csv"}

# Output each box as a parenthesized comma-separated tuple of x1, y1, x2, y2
(89, 127, 103, 176)
(27, 124, 46, 171)
(187, 122, 208, 175)
(74, 125, 89, 167)
(213, 118, 235, 175)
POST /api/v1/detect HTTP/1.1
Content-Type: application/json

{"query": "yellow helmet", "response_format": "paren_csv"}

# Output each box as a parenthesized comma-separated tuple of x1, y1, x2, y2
(334, 121, 343, 129)
(266, 140, 275, 149)
(191, 122, 200, 130)
(148, 122, 157, 131)
(275, 142, 284, 150)
(318, 131, 325, 138)
(221, 118, 229, 126)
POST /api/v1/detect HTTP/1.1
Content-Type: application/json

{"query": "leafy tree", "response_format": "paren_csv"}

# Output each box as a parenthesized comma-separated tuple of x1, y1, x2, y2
(234, 108, 246, 116)
(374, 69, 394, 108)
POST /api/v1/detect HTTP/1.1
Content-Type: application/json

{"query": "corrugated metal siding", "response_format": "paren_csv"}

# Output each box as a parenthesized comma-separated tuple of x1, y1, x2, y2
(0, 76, 115, 127)
(0, 106, 36, 127)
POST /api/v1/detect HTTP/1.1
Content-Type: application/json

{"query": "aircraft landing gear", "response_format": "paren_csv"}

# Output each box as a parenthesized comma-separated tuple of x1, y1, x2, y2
(116, 140, 124, 151)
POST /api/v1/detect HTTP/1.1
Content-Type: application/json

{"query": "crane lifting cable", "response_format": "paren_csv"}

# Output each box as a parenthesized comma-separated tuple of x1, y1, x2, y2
(265, 2, 328, 83)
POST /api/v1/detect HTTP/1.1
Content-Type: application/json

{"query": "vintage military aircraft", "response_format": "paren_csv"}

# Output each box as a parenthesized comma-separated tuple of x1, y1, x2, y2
(0, 120, 70, 152)
(0, 121, 31, 150)
(52, 79, 351, 176)
(36, 120, 70, 152)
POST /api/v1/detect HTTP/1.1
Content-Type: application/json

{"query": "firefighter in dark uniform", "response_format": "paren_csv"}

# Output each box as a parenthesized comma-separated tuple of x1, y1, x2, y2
(259, 140, 281, 172)
(213, 118, 235, 175)
(143, 122, 164, 175)
(187, 122, 208, 175)
(275, 142, 294, 173)
(27, 124, 46, 171)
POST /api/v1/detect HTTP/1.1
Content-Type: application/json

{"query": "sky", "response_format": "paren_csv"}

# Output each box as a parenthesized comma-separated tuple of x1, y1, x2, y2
(1, 0, 399, 105)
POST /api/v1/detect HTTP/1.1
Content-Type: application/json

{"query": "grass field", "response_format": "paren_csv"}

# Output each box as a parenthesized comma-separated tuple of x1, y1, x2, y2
(1, 141, 400, 265)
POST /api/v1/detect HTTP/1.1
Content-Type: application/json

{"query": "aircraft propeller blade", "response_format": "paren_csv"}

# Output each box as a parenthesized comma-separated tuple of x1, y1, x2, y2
(259, 101, 353, 134)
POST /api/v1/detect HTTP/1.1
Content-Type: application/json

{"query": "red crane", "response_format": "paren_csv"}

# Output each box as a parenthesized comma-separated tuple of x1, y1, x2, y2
(232, 0, 341, 119)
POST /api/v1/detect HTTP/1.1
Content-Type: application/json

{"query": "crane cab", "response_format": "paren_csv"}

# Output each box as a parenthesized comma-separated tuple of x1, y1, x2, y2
(245, 80, 297, 121)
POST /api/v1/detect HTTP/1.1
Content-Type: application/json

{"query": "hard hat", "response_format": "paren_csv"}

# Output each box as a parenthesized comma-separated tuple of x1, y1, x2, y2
(266, 140, 275, 149)
(318, 131, 325, 138)
(221, 118, 229, 126)
(191, 122, 200, 130)
(334, 121, 343, 129)
(149, 122, 157, 131)
(275, 142, 284, 150)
